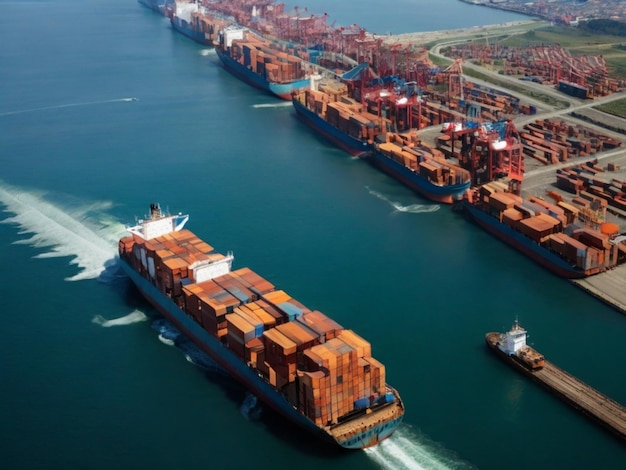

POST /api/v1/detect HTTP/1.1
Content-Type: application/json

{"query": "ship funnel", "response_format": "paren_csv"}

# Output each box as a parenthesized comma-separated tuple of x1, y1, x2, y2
(150, 203, 162, 219)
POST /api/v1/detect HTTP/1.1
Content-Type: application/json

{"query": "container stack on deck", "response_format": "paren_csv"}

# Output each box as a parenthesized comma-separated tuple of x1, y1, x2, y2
(228, 32, 309, 84)
(299, 330, 387, 426)
(378, 132, 470, 187)
(189, 10, 232, 41)
(118, 229, 393, 427)
(478, 183, 622, 274)
(296, 85, 387, 142)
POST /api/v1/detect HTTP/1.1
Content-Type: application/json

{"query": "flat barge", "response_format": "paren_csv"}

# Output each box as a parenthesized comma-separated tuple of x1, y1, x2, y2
(486, 321, 626, 443)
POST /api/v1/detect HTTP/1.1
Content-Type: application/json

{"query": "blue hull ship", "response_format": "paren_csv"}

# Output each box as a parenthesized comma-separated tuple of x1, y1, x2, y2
(292, 95, 369, 157)
(368, 143, 472, 204)
(170, 16, 214, 46)
(215, 47, 311, 100)
(462, 200, 587, 278)
(119, 204, 405, 449)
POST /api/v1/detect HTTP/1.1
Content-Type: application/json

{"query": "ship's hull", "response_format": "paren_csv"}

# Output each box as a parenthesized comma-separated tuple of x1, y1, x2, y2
(292, 97, 369, 157)
(463, 201, 586, 278)
(137, 0, 166, 16)
(119, 258, 403, 449)
(485, 333, 537, 375)
(171, 17, 214, 46)
(215, 48, 310, 100)
(368, 148, 471, 204)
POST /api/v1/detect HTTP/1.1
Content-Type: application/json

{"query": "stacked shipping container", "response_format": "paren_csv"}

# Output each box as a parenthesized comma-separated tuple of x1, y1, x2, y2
(228, 33, 307, 84)
(118, 229, 393, 427)
(476, 183, 621, 274)
(294, 86, 385, 143)
(377, 132, 471, 187)
(556, 162, 626, 215)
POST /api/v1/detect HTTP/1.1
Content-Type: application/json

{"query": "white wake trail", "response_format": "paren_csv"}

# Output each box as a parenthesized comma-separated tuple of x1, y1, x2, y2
(366, 187, 440, 214)
(365, 427, 473, 470)
(252, 102, 292, 109)
(0, 184, 127, 280)
(92, 310, 148, 327)
(0, 98, 138, 117)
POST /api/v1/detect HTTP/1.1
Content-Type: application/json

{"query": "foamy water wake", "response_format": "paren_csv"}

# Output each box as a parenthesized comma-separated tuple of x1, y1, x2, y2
(0, 184, 126, 280)
(365, 427, 474, 470)
(366, 187, 440, 214)
(240, 393, 262, 420)
(92, 310, 148, 327)
(153, 318, 228, 376)
(0, 97, 139, 117)
(252, 102, 292, 109)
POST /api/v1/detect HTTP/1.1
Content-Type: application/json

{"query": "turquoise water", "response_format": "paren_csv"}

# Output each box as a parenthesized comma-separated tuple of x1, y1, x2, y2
(1, 1, 624, 469)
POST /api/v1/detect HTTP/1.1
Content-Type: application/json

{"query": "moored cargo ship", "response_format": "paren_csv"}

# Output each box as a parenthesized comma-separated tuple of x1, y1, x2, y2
(370, 133, 471, 204)
(486, 321, 626, 442)
(293, 80, 471, 203)
(292, 81, 371, 157)
(216, 26, 314, 100)
(170, 1, 231, 46)
(137, 0, 172, 16)
(462, 184, 624, 278)
(118, 204, 404, 449)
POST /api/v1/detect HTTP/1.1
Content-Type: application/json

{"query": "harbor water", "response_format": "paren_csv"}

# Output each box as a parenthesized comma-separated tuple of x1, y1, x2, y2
(0, 1, 624, 468)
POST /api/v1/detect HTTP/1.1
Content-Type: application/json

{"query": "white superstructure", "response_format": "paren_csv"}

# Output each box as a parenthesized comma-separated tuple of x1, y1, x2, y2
(127, 203, 189, 240)
(126, 203, 234, 283)
(497, 319, 528, 355)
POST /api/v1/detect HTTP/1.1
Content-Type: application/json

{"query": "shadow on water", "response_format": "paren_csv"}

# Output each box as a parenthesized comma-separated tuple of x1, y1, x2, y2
(188, 344, 348, 458)
(118, 279, 349, 458)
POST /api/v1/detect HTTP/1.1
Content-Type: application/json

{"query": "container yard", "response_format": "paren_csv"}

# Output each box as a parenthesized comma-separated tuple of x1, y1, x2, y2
(555, 161, 626, 218)
(520, 119, 622, 166)
(486, 321, 626, 443)
(444, 43, 625, 99)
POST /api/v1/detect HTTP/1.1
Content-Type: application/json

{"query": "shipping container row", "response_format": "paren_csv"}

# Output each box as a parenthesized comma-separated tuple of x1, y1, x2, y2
(476, 183, 622, 272)
(118, 229, 391, 426)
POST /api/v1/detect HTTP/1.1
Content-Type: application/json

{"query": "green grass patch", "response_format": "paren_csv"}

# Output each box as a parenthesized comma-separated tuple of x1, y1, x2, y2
(428, 53, 452, 68)
(595, 98, 626, 118)
(500, 26, 626, 48)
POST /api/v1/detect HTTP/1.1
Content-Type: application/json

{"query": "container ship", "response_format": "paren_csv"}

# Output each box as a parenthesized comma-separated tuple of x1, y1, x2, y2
(370, 133, 471, 204)
(486, 321, 626, 442)
(118, 204, 404, 449)
(137, 0, 172, 16)
(215, 26, 315, 100)
(291, 78, 373, 157)
(169, 1, 232, 46)
(462, 183, 624, 278)
(293, 76, 471, 203)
